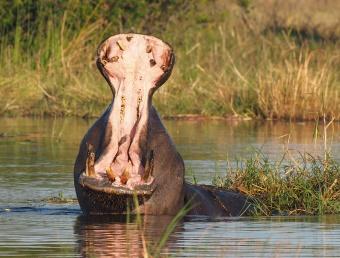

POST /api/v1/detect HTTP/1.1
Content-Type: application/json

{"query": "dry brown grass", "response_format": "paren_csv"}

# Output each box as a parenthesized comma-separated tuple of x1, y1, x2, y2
(0, 0, 339, 119)
(253, 0, 340, 40)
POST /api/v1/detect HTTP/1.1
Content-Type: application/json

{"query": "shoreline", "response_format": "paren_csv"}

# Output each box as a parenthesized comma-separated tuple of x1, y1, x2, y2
(0, 113, 338, 123)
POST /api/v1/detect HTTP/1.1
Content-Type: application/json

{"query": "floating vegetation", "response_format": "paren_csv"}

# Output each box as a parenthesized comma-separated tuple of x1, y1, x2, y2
(44, 192, 77, 204)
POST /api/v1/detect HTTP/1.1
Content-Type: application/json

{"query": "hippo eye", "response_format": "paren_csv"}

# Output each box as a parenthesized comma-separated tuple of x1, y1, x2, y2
(150, 59, 156, 67)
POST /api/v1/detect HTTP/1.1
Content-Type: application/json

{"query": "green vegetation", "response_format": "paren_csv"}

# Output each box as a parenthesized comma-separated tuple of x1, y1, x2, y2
(44, 191, 77, 204)
(213, 152, 339, 216)
(131, 195, 192, 258)
(0, 0, 339, 120)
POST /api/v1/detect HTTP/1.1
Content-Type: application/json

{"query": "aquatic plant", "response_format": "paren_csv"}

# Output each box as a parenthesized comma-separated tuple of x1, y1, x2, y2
(213, 117, 339, 216)
(213, 151, 340, 216)
(126, 194, 191, 257)
(44, 191, 77, 204)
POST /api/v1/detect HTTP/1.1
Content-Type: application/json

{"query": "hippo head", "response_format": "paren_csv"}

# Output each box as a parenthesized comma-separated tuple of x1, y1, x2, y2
(75, 34, 183, 215)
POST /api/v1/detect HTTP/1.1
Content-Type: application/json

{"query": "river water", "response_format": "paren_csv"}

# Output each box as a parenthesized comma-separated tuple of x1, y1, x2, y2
(0, 118, 339, 257)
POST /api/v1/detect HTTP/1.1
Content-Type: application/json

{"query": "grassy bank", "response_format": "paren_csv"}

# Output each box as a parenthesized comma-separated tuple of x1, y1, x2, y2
(213, 152, 340, 216)
(0, 0, 339, 120)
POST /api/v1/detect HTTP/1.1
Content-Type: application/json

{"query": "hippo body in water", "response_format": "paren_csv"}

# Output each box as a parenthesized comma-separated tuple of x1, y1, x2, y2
(74, 34, 250, 217)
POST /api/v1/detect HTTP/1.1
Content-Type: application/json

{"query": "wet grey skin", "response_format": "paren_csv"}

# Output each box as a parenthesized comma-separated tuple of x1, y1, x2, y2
(74, 34, 251, 216)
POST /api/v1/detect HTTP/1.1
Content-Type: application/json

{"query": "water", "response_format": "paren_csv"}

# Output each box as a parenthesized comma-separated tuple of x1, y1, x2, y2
(0, 118, 339, 257)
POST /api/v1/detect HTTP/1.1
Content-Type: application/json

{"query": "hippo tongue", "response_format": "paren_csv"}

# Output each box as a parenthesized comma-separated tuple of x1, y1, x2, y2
(92, 34, 173, 189)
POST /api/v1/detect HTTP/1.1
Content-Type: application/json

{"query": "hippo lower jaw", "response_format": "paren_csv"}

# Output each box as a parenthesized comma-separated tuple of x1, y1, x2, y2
(79, 172, 156, 195)
(79, 34, 174, 195)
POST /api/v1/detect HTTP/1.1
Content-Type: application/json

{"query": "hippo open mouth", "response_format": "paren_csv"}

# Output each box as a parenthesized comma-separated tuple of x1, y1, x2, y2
(75, 34, 250, 216)
(79, 34, 174, 196)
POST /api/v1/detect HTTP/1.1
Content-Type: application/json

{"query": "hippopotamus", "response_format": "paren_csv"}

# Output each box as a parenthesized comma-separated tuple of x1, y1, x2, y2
(74, 34, 251, 217)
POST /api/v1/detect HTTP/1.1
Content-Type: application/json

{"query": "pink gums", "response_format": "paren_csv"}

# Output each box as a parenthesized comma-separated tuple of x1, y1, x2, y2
(93, 34, 171, 189)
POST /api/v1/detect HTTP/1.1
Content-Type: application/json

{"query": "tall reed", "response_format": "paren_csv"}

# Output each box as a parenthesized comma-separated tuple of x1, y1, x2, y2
(212, 118, 339, 216)
(0, 0, 339, 120)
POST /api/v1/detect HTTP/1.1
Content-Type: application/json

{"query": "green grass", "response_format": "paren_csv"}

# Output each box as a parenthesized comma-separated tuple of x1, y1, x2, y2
(0, 0, 339, 119)
(213, 151, 340, 216)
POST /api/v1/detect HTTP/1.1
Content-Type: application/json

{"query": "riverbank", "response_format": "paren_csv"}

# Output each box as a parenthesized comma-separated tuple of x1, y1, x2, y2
(1, 0, 339, 120)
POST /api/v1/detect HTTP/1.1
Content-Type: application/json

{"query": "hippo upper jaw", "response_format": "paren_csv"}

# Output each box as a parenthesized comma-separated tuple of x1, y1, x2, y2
(79, 34, 174, 197)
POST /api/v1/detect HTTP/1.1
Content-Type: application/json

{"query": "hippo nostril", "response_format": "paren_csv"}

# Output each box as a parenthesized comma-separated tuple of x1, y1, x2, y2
(150, 59, 156, 67)
(126, 36, 133, 41)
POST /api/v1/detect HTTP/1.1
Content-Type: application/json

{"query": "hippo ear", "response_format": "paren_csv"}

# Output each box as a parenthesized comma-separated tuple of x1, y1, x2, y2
(154, 50, 175, 89)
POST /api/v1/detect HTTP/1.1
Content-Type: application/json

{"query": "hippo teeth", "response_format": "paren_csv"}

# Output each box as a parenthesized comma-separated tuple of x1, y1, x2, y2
(105, 158, 154, 188)
(85, 143, 96, 177)
(105, 167, 117, 182)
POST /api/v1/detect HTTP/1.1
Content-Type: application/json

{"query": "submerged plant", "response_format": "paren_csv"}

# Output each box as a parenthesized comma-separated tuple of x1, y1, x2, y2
(213, 152, 340, 216)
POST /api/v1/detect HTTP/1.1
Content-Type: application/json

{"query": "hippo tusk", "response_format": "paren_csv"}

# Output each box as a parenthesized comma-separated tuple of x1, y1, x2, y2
(120, 168, 130, 185)
(85, 143, 96, 177)
(106, 167, 117, 182)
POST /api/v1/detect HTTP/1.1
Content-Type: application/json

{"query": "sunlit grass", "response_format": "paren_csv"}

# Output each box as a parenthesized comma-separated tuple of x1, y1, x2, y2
(0, 0, 339, 120)
(213, 118, 339, 216)
(213, 151, 339, 216)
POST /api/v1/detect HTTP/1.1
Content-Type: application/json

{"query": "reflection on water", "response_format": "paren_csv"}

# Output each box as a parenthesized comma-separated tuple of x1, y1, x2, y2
(75, 215, 179, 257)
(1, 208, 339, 257)
(166, 120, 340, 183)
(0, 118, 339, 257)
